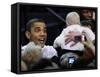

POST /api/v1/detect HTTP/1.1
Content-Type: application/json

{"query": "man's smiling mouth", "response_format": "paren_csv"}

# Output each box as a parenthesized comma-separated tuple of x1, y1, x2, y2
(38, 39, 45, 44)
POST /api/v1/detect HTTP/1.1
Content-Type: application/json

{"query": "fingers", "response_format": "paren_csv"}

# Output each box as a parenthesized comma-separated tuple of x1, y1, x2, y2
(65, 35, 75, 45)
(65, 38, 72, 45)
(70, 42, 78, 47)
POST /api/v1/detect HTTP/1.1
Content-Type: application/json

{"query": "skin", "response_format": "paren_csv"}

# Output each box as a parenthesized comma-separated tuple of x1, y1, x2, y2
(81, 10, 93, 20)
(21, 22, 47, 71)
(65, 32, 95, 64)
(26, 22, 47, 48)
(64, 32, 95, 66)
(82, 40, 95, 56)
(65, 31, 83, 46)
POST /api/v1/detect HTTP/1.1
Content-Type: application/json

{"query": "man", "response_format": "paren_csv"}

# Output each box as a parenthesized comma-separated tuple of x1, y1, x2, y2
(80, 9, 95, 20)
(21, 18, 58, 71)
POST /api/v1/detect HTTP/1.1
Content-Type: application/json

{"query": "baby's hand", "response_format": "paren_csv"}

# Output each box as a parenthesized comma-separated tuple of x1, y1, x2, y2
(65, 31, 81, 47)
(22, 42, 42, 64)
(65, 32, 76, 45)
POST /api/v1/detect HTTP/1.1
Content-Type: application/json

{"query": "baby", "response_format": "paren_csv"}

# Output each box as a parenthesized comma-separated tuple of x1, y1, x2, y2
(53, 12, 95, 51)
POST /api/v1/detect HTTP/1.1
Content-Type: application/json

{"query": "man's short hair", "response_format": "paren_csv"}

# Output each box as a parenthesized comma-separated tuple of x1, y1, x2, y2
(26, 18, 45, 32)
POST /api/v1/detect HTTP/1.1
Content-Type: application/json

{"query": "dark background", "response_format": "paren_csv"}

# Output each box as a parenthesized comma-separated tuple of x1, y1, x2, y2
(20, 4, 97, 46)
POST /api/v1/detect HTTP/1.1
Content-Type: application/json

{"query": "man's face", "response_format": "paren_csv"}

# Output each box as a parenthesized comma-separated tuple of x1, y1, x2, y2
(28, 22, 47, 47)
(82, 10, 93, 20)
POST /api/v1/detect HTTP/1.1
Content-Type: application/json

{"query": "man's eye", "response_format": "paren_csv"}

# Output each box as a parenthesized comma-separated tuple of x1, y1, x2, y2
(34, 28, 41, 32)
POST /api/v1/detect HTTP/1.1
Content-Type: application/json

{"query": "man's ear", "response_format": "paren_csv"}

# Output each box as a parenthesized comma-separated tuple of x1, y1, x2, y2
(25, 31, 31, 40)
